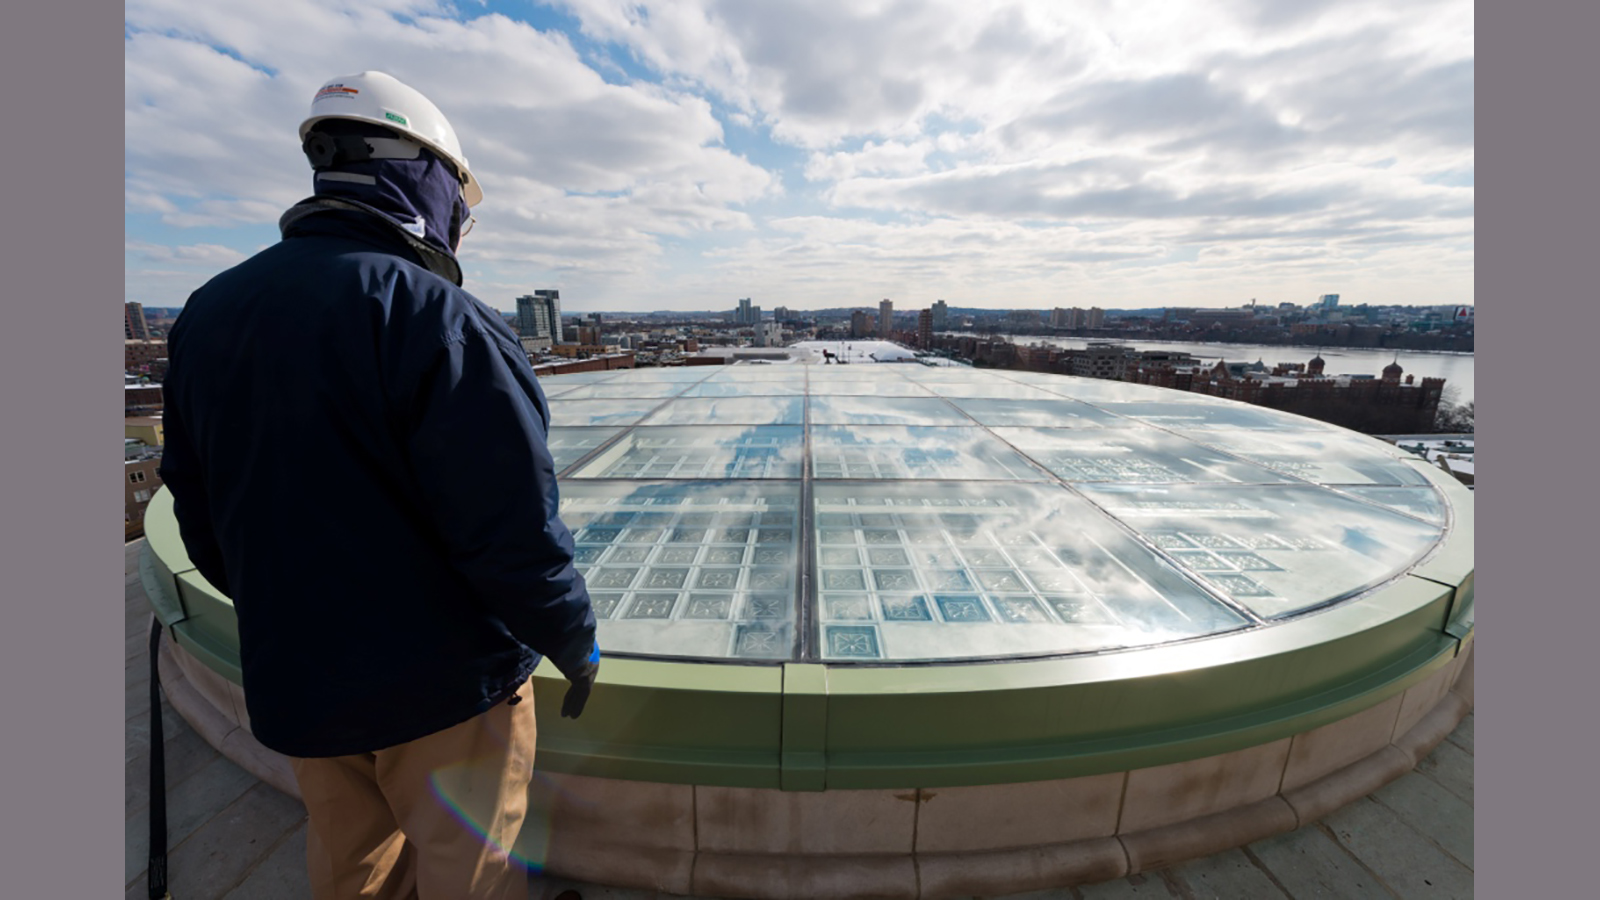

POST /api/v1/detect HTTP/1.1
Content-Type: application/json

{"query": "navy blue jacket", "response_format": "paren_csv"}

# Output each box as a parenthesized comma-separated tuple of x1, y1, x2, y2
(159, 203, 595, 758)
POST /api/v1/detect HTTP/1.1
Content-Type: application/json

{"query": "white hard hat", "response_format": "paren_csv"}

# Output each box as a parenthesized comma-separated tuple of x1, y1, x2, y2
(300, 71, 482, 207)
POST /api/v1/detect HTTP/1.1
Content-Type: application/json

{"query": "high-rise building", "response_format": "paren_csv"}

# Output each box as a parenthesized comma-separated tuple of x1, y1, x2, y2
(516, 290, 562, 343)
(774, 306, 790, 322)
(879, 299, 893, 338)
(125, 302, 150, 340)
(931, 300, 948, 331)
(918, 309, 934, 348)
(1318, 294, 1341, 309)
(1049, 308, 1070, 328)
(735, 298, 755, 324)
(1087, 307, 1106, 329)
(850, 310, 873, 339)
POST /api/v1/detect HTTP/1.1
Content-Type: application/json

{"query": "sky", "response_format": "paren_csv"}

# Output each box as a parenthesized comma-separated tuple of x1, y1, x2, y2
(125, 0, 1474, 315)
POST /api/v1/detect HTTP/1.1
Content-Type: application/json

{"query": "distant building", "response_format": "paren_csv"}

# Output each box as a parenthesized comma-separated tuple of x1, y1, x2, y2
(1049, 307, 1070, 328)
(1068, 342, 1134, 380)
(126, 451, 163, 539)
(126, 339, 167, 374)
(774, 306, 791, 322)
(126, 302, 151, 341)
(851, 310, 873, 339)
(918, 309, 934, 348)
(126, 416, 165, 449)
(126, 383, 163, 417)
(879, 299, 893, 338)
(931, 300, 948, 330)
(1318, 294, 1341, 310)
(516, 290, 562, 344)
(756, 322, 783, 348)
(1086, 307, 1106, 329)
(734, 298, 763, 325)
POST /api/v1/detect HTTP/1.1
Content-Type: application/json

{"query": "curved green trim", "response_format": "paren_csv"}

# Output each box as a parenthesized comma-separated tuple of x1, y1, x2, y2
(141, 484, 1473, 789)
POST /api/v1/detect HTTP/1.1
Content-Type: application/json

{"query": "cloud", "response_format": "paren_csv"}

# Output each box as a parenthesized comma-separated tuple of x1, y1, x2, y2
(126, 240, 250, 266)
(125, 2, 776, 254)
(127, 0, 1473, 310)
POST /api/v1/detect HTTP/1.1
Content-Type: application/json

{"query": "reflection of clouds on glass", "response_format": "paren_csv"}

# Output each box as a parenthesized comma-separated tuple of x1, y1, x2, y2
(548, 399, 661, 427)
(1075, 483, 1443, 619)
(572, 425, 805, 479)
(1181, 428, 1431, 486)
(810, 425, 1039, 480)
(641, 397, 805, 426)
(992, 426, 1290, 485)
(948, 398, 1128, 428)
(808, 396, 970, 426)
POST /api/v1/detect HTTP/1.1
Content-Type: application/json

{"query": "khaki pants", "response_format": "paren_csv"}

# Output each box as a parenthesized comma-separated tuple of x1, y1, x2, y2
(289, 679, 537, 900)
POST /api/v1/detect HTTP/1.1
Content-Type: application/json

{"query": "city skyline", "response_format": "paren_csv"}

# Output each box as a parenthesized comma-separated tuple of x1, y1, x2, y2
(125, 0, 1473, 314)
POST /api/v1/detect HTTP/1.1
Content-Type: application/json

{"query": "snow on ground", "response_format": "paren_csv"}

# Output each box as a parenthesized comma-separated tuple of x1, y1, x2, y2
(787, 340, 960, 366)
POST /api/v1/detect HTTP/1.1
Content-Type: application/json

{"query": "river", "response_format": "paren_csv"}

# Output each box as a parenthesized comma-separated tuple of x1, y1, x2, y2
(953, 335, 1475, 405)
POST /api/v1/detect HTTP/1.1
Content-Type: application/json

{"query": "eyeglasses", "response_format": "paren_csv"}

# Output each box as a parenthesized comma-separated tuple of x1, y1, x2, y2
(460, 215, 477, 238)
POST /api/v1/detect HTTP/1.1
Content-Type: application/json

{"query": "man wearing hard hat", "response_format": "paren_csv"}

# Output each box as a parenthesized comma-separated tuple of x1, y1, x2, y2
(159, 71, 598, 900)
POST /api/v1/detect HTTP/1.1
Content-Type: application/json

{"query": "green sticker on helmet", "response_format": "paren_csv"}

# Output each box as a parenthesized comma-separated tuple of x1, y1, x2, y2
(384, 111, 408, 126)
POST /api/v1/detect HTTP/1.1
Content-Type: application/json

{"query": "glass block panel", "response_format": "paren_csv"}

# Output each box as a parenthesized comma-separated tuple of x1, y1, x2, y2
(1178, 429, 1437, 486)
(571, 426, 804, 479)
(946, 398, 1130, 428)
(810, 426, 1042, 480)
(561, 480, 801, 661)
(1075, 483, 1445, 618)
(546, 427, 623, 471)
(641, 397, 806, 426)
(808, 396, 972, 426)
(991, 427, 1293, 484)
(812, 481, 1247, 661)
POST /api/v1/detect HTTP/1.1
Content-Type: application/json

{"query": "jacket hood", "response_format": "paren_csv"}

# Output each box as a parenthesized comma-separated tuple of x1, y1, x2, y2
(278, 196, 464, 286)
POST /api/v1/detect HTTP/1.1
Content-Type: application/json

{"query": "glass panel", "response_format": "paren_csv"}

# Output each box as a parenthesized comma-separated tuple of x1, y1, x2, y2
(703, 366, 809, 382)
(807, 365, 914, 380)
(1032, 378, 1224, 403)
(810, 426, 1044, 480)
(1091, 401, 1341, 431)
(807, 381, 936, 397)
(570, 426, 805, 479)
(924, 382, 1070, 400)
(546, 426, 623, 471)
(621, 367, 720, 382)
(992, 427, 1295, 484)
(808, 396, 972, 426)
(680, 381, 808, 397)
(1339, 486, 1450, 526)
(535, 370, 623, 385)
(641, 397, 806, 426)
(548, 399, 662, 426)
(1176, 429, 1435, 485)
(540, 384, 583, 399)
(898, 367, 1014, 383)
(1074, 483, 1444, 618)
(553, 382, 693, 400)
(813, 482, 1247, 661)
(560, 481, 802, 661)
(946, 398, 1129, 428)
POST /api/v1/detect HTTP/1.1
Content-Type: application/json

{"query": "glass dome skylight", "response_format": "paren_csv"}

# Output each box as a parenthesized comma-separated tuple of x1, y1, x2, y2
(547, 363, 1449, 664)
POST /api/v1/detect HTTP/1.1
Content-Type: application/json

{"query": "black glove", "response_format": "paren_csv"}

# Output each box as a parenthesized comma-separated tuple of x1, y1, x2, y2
(560, 642, 601, 719)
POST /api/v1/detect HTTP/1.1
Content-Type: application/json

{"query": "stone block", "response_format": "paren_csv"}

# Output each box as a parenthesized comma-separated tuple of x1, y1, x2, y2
(1120, 796, 1297, 874)
(690, 852, 917, 900)
(1280, 695, 1402, 794)
(915, 837, 1127, 899)
(697, 785, 915, 855)
(1119, 739, 1290, 834)
(915, 773, 1124, 853)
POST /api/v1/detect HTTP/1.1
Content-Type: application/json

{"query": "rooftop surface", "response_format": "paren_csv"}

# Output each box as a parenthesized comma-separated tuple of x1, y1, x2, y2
(124, 538, 1474, 899)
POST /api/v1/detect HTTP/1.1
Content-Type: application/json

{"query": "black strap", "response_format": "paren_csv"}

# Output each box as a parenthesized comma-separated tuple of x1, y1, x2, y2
(148, 618, 171, 900)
